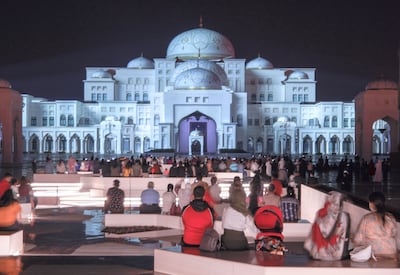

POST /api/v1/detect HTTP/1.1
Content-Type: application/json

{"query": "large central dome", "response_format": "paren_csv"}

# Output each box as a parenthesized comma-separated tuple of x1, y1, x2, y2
(166, 28, 235, 60)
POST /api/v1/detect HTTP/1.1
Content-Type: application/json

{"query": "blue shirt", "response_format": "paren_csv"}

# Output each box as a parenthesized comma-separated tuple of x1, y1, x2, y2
(141, 188, 160, 205)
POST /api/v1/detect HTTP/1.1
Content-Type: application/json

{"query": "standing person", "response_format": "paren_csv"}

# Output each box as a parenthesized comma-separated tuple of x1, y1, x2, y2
(31, 159, 37, 174)
(161, 184, 176, 215)
(139, 181, 161, 214)
(181, 186, 215, 247)
(372, 159, 383, 183)
(104, 179, 125, 214)
(208, 176, 222, 204)
(353, 191, 398, 259)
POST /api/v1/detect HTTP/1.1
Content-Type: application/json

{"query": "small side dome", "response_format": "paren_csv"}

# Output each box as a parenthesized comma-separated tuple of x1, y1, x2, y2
(127, 56, 154, 69)
(366, 79, 398, 90)
(0, 79, 11, 88)
(288, 71, 309, 80)
(246, 56, 274, 69)
(174, 68, 222, 90)
(91, 70, 112, 79)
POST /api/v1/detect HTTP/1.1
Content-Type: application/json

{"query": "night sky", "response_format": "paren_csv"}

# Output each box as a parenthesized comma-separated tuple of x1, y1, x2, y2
(0, 0, 399, 102)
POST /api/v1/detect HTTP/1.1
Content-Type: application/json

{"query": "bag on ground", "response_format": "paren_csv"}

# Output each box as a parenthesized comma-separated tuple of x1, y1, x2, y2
(199, 228, 221, 252)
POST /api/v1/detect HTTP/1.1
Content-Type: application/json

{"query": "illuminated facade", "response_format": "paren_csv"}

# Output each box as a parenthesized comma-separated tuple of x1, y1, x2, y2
(20, 26, 357, 157)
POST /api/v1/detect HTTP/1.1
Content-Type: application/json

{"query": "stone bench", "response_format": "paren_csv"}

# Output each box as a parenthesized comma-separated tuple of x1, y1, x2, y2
(0, 230, 23, 256)
(104, 213, 311, 241)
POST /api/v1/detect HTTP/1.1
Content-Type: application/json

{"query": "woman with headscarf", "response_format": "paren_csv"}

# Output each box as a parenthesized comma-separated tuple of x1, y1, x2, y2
(304, 191, 350, 261)
(221, 190, 259, 250)
(353, 191, 397, 260)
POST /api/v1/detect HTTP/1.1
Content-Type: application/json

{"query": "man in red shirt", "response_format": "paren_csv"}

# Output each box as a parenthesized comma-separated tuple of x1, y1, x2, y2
(181, 185, 215, 246)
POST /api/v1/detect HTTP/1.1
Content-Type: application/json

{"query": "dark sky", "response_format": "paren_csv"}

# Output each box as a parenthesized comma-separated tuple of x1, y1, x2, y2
(0, 0, 399, 101)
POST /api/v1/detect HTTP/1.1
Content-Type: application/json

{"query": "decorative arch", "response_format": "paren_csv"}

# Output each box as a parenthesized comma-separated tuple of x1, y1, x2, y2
(43, 134, 53, 153)
(56, 134, 67, 153)
(84, 134, 95, 153)
(342, 135, 354, 154)
(302, 135, 312, 155)
(143, 137, 151, 152)
(247, 137, 254, 153)
(29, 134, 39, 153)
(315, 135, 326, 154)
(178, 111, 217, 154)
(134, 137, 141, 153)
(256, 137, 263, 153)
(372, 119, 390, 155)
(329, 135, 339, 154)
(69, 134, 81, 154)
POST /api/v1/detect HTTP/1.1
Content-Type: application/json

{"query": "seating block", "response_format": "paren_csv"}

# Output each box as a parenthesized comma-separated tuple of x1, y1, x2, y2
(0, 230, 23, 256)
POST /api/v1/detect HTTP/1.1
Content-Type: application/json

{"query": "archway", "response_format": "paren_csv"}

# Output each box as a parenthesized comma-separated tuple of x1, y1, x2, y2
(43, 134, 53, 153)
(70, 134, 81, 154)
(302, 135, 312, 155)
(29, 134, 39, 153)
(372, 119, 390, 155)
(329, 135, 339, 154)
(84, 134, 94, 153)
(342, 135, 353, 154)
(56, 135, 67, 153)
(315, 135, 326, 154)
(178, 111, 217, 154)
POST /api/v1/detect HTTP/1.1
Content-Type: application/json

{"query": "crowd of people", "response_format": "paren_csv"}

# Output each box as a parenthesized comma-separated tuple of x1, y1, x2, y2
(0, 152, 397, 261)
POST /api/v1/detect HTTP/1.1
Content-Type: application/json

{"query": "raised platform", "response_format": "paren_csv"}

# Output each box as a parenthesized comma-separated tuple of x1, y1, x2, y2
(0, 230, 23, 256)
(154, 247, 400, 275)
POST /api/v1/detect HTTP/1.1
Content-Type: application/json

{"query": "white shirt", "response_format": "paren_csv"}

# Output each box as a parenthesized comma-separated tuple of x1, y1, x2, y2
(222, 206, 259, 237)
(162, 191, 176, 213)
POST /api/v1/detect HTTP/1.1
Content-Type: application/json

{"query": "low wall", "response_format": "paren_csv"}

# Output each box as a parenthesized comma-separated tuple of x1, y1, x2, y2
(300, 184, 400, 247)
(104, 213, 311, 241)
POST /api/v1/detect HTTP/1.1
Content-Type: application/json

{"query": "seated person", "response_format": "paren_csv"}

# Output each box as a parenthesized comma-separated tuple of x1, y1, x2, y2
(304, 191, 350, 261)
(253, 204, 285, 254)
(139, 181, 161, 214)
(353, 191, 398, 260)
(181, 186, 215, 247)
(18, 176, 36, 209)
(262, 181, 282, 208)
(104, 179, 125, 213)
(161, 183, 176, 215)
(0, 189, 21, 231)
(281, 186, 299, 222)
(222, 190, 258, 250)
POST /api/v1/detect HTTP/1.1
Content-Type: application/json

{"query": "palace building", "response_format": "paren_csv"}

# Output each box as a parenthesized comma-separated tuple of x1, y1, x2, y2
(17, 24, 397, 159)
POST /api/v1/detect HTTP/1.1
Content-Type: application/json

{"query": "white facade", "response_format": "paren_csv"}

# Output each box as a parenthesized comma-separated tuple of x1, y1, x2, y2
(21, 26, 355, 156)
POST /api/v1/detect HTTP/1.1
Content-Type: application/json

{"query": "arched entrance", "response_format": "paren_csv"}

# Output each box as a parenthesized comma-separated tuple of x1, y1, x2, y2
(372, 119, 390, 155)
(178, 111, 217, 154)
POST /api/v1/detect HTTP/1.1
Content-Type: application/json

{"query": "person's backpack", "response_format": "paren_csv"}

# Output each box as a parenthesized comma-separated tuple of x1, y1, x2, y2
(199, 228, 220, 252)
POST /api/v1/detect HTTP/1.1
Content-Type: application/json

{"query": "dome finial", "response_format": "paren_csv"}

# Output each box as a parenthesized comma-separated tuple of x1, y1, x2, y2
(258, 53, 261, 58)
(199, 16, 203, 28)
(140, 52, 143, 57)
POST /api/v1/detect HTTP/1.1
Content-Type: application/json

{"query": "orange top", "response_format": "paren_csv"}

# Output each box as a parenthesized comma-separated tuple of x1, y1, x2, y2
(0, 202, 21, 227)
